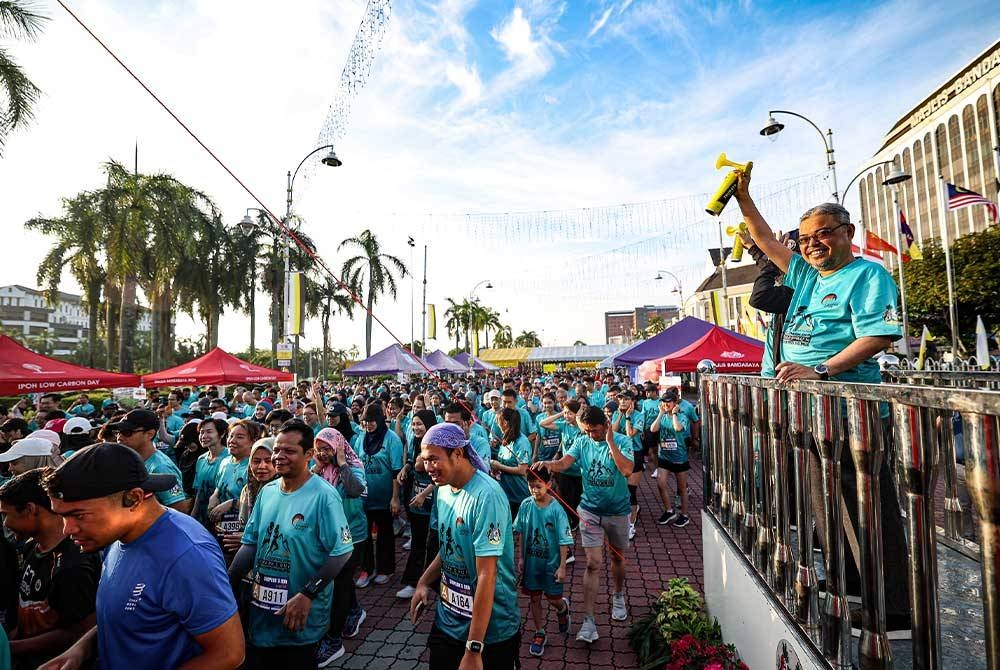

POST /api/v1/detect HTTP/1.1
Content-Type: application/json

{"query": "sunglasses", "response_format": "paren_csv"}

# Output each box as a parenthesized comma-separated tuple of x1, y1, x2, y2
(799, 222, 848, 247)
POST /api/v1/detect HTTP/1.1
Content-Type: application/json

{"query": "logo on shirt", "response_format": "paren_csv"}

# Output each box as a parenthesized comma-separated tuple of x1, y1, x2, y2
(821, 293, 837, 304)
(487, 523, 502, 546)
(290, 513, 308, 530)
(341, 525, 353, 545)
(882, 305, 900, 325)
(125, 583, 146, 612)
(526, 528, 549, 558)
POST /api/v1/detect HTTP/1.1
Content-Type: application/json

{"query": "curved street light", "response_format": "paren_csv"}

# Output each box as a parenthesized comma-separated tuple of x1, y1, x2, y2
(654, 269, 684, 310)
(842, 160, 909, 204)
(760, 109, 840, 203)
(469, 279, 493, 300)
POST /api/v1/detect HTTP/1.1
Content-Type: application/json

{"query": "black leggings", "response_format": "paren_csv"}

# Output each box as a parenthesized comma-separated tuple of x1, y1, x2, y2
(360, 508, 397, 576)
(246, 643, 319, 670)
(428, 626, 521, 670)
(402, 513, 439, 586)
(327, 547, 360, 638)
(557, 473, 583, 531)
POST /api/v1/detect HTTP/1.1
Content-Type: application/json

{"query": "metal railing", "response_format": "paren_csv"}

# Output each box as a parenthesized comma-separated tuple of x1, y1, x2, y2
(699, 369, 1000, 670)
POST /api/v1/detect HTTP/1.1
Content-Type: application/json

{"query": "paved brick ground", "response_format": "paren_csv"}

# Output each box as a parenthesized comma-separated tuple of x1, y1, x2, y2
(332, 460, 706, 669)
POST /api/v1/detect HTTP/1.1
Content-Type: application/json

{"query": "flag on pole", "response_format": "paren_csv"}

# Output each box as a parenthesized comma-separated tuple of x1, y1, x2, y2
(756, 311, 767, 333)
(287, 272, 305, 337)
(427, 304, 437, 339)
(947, 183, 999, 222)
(976, 315, 990, 370)
(899, 210, 923, 261)
(864, 230, 898, 254)
(851, 244, 885, 265)
(916, 325, 931, 370)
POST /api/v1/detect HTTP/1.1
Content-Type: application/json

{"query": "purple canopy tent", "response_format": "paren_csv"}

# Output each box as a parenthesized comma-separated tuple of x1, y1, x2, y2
(423, 350, 468, 374)
(343, 344, 428, 377)
(610, 316, 761, 367)
(453, 352, 500, 372)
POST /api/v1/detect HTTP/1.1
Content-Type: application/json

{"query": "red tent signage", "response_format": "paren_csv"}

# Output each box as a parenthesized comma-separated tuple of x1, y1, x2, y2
(0, 335, 141, 394)
(141, 348, 293, 387)
(641, 326, 764, 375)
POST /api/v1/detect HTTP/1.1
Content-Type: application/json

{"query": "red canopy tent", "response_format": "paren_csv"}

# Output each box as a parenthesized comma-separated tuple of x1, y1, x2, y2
(640, 326, 764, 375)
(0, 335, 141, 394)
(141, 347, 293, 387)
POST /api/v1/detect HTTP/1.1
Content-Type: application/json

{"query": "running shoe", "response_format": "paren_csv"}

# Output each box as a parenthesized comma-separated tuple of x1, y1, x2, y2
(672, 514, 691, 528)
(403, 538, 412, 551)
(396, 585, 416, 599)
(658, 509, 679, 525)
(374, 573, 392, 585)
(316, 636, 345, 667)
(650, 469, 659, 479)
(566, 550, 576, 565)
(402, 521, 412, 538)
(557, 598, 571, 634)
(343, 607, 367, 639)
(576, 616, 599, 643)
(355, 571, 372, 589)
(529, 630, 546, 656)
(611, 592, 628, 621)
(628, 523, 636, 541)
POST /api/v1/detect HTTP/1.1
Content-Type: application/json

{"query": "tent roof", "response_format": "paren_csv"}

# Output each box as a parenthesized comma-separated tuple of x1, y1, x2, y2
(423, 350, 468, 374)
(611, 316, 759, 366)
(657, 326, 763, 373)
(0, 335, 141, 394)
(476, 347, 533, 364)
(453, 352, 500, 371)
(527, 344, 630, 363)
(142, 348, 293, 387)
(343, 344, 427, 377)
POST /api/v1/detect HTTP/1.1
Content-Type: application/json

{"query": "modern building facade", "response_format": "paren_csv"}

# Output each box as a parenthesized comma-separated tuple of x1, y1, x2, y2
(604, 305, 681, 343)
(859, 38, 1000, 267)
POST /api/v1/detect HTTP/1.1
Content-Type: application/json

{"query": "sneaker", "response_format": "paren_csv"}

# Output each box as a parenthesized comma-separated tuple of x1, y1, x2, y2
(658, 509, 679, 525)
(576, 616, 599, 643)
(566, 551, 576, 565)
(672, 514, 691, 528)
(557, 598, 571, 634)
(316, 636, 345, 667)
(611, 592, 628, 621)
(403, 538, 412, 551)
(402, 522, 412, 538)
(343, 607, 367, 638)
(355, 571, 372, 589)
(393, 517, 405, 537)
(529, 630, 546, 656)
(396, 585, 416, 599)
(628, 523, 636, 541)
(374, 573, 392, 585)
(651, 469, 659, 479)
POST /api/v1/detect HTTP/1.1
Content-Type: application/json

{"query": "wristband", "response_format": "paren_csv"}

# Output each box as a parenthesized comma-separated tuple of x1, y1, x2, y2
(300, 577, 328, 600)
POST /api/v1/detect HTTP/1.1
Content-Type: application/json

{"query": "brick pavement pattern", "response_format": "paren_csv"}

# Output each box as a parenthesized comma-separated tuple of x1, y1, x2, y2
(331, 460, 706, 669)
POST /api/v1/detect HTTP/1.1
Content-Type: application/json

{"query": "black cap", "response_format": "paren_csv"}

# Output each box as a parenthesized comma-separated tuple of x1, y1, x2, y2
(0, 417, 29, 433)
(328, 401, 348, 415)
(46, 442, 178, 502)
(604, 400, 619, 413)
(106, 409, 159, 433)
(661, 390, 679, 402)
(180, 408, 205, 419)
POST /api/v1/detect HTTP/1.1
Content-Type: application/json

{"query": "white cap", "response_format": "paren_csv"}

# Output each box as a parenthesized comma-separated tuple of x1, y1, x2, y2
(63, 417, 93, 435)
(0, 438, 55, 462)
(185, 418, 203, 426)
(26, 429, 61, 449)
(211, 411, 229, 421)
(486, 390, 501, 401)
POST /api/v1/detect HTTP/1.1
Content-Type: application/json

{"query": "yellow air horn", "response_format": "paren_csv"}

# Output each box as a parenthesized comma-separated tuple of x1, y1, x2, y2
(725, 221, 748, 262)
(705, 153, 753, 216)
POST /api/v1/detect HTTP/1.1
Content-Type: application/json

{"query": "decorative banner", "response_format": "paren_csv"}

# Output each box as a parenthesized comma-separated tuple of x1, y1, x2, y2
(276, 343, 293, 367)
(473, 330, 479, 357)
(287, 272, 305, 337)
(427, 304, 437, 339)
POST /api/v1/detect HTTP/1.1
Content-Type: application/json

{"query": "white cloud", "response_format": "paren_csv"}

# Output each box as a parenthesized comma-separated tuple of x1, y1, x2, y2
(445, 62, 484, 106)
(588, 6, 614, 38)
(489, 6, 555, 93)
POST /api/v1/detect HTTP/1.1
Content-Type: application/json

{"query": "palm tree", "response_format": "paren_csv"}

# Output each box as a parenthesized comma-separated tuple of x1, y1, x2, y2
(514, 330, 542, 347)
(0, 1, 44, 153)
(493, 326, 513, 349)
(443, 298, 467, 352)
(339, 230, 408, 357)
(646, 315, 667, 336)
(482, 307, 503, 349)
(315, 276, 357, 377)
(259, 220, 319, 366)
(28, 329, 56, 356)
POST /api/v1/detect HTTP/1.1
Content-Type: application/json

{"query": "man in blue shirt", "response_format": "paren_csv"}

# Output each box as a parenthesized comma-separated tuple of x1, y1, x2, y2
(40, 443, 244, 670)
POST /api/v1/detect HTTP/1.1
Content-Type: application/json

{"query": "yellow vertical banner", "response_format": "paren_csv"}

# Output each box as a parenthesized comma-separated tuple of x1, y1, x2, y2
(427, 304, 437, 339)
(288, 272, 304, 337)
(709, 290, 721, 326)
(473, 330, 480, 357)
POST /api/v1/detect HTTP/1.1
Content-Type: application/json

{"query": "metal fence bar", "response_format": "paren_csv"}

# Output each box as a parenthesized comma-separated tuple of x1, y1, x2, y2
(752, 385, 773, 579)
(768, 386, 794, 603)
(788, 388, 820, 639)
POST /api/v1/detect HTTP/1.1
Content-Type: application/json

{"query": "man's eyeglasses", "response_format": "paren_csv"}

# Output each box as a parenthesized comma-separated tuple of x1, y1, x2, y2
(799, 222, 849, 247)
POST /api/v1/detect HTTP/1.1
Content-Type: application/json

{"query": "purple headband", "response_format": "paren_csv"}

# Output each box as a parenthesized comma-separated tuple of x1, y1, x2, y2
(423, 423, 489, 474)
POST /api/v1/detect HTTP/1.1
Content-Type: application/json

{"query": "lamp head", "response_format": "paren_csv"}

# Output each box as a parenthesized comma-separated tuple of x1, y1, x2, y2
(760, 114, 784, 141)
(882, 166, 911, 186)
(485, 282, 493, 289)
(238, 214, 256, 236)
(321, 148, 342, 167)
(655, 273, 663, 280)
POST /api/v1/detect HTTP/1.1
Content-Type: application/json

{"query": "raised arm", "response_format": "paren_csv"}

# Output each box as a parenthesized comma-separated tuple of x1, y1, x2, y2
(734, 171, 792, 273)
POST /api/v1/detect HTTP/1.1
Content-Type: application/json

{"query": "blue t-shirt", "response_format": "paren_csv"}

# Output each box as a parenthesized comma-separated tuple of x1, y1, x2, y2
(192, 449, 228, 525)
(641, 399, 661, 431)
(241, 475, 354, 647)
(656, 412, 691, 465)
(566, 433, 634, 517)
(679, 398, 699, 425)
(496, 436, 532, 505)
(469, 422, 489, 444)
(470, 434, 492, 464)
(69, 403, 95, 417)
(354, 431, 404, 511)
(97, 510, 237, 670)
(535, 413, 562, 461)
(513, 497, 573, 595)
(434, 471, 519, 645)
(144, 451, 187, 507)
(165, 413, 185, 438)
(781, 254, 901, 383)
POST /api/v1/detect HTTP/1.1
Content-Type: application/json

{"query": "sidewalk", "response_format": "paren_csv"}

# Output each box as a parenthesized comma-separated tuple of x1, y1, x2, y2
(333, 461, 706, 669)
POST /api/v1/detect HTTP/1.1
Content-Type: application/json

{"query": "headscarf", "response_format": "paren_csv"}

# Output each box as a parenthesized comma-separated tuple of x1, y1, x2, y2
(411, 409, 438, 463)
(240, 438, 277, 524)
(328, 401, 356, 443)
(361, 405, 388, 456)
(314, 427, 363, 488)
(422, 422, 489, 474)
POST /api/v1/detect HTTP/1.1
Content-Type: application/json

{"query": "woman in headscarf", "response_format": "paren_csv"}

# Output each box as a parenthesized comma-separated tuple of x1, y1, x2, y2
(175, 421, 205, 502)
(492, 407, 532, 519)
(221, 437, 277, 555)
(353, 403, 404, 589)
(395, 409, 438, 599)
(312, 428, 368, 657)
(326, 401, 357, 445)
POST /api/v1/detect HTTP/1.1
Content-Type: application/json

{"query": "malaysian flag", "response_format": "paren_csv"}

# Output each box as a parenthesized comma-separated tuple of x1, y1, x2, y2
(947, 183, 998, 222)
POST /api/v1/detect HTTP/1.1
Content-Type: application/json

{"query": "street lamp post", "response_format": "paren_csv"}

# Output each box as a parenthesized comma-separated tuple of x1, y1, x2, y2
(654, 269, 684, 314)
(761, 110, 840, 203)
(883, 167, 914, 357)
(467, 280, 493, 354)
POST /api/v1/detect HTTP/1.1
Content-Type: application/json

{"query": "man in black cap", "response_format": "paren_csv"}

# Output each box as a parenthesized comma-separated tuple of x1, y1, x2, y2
(38, 443, 245, 670)
(107, 409, 191, 514)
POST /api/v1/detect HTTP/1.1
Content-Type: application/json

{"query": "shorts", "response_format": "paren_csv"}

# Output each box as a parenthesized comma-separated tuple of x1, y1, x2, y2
(577, 506, 630, 550)
(632, 446, 646, 473)
(428, 625, 521, 670)
(521, 582, 564, 598)
(658, 459, 691, 473)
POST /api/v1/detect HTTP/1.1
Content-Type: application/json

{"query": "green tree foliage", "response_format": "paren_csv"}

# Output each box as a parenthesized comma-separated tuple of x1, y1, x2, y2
(0, 0, 45, 153)
(514, 330, 542, 347)
(339, 230, 407, 357)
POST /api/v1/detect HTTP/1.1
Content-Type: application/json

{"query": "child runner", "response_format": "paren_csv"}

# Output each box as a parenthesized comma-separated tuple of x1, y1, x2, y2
(649, 390, 692, 527)
(514, 468, 572, 657)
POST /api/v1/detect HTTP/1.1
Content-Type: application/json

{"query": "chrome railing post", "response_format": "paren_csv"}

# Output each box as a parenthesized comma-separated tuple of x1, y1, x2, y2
(768, 386, 793, 603)
(701, 378, 714, 506)
(719, 381, 733, 530)
(937, 411, 963, 541)
(812, 392, 851, 669)
(709, 380, 724, 512)
(727, 382, 745, 538)
(846, 397, 893, 670)
(962, 411, 1000, 669)
(739, 384, 757, 555)
(788, 389, 820, 639)
(752, 385, 773, 578)
(895, 403, 942, 670)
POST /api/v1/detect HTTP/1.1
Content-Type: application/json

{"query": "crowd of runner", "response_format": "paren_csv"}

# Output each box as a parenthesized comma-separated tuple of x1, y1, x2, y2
(0, 371, 700, 669)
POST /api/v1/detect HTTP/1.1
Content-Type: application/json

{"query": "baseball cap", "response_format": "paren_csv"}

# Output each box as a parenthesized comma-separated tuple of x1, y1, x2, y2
(27, 429, 61, 450)
(106, 409, 159, 433)
(211, 411, 229, 421)
(661, 390, 679, 402)
(486, 390, 501, 401)
(45, 442, 177, 502)
(0, 437, 55, 462)
(44, 418, 68, 434)
(63, 417, 93, 435)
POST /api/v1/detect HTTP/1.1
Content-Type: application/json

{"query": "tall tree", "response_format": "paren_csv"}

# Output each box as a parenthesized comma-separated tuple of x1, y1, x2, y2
(514, 330, 542, 347)
(315, 276, 356, 378)
(443, 298, 466, 352)
(339, 230, 408, 357)
(493, 326, 513, 348)
(0, 0, 45, 153)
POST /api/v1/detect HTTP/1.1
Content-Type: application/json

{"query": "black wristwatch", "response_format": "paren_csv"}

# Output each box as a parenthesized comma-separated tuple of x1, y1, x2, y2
(466, 640, 484, 653)
(813, 364, 830, 381)
(300, 578, 326, 600)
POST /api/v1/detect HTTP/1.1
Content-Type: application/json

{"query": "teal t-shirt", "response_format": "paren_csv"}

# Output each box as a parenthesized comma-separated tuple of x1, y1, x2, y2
(679, 398, 699, 425)
(354, 431, 404, 511)
(434, 471, 519, 645)
(144, 450, 187, 506)
(513, 497, 573, 594)
(241, 475, 354, 647)
(566, 433, 634, 517)
(469, 422, 489, 444)
(656, 412, 691, 465)
(165, 413, 185, 437)
(192, 449, 228, 524)
(589, 388, 606, 409)
(535, 414, 562, 461)
(214, 455, 249, 536)
(611, 410, 645, 453)
(556, 418, 582, 477)
(496, 435, 532, 505)
(781, 253, 902, 383)
(470, 434, 492, 464)
(641, 399, 661, 431)
(335, 466, 369, 542)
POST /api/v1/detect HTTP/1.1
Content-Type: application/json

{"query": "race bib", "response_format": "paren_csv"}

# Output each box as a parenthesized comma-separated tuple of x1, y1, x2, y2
(658, 439, 678, 459)
(215, 508, 243, 535)
(251, 573, 288, 612)
(440, 573, 473, 619)
(544, 434, 560, 451)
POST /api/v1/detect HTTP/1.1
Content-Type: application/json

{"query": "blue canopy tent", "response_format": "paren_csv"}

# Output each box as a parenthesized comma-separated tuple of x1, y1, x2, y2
(453, 352, 500, 372)
(423, 350, 468, 374)
(343, 343, 427, 377)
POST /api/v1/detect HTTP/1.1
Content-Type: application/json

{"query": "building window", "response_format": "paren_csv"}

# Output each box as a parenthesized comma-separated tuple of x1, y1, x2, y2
(962, 104, 985, 230)
(978, 94, 998, 202)
(913, 139, 928, 245)
(923, 133, 939, 233)
(947, 114, 969, 234)
(901, 147, 917, 240)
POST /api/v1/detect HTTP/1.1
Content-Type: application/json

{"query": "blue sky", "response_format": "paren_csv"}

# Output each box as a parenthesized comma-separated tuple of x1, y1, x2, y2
(1, 0, 999, 354)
